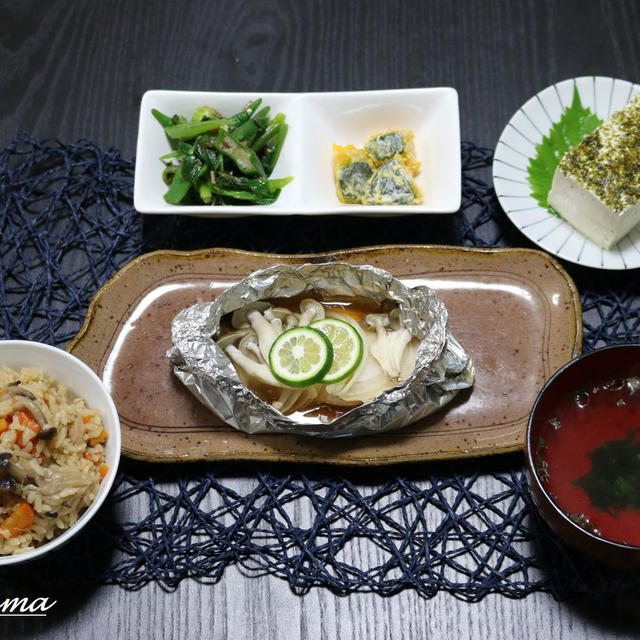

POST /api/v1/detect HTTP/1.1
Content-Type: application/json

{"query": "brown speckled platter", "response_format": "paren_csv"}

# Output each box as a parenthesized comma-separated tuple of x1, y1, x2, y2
(67, 245, 581, 465)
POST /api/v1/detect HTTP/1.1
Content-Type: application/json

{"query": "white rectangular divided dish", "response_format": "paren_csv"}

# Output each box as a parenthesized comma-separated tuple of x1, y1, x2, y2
(134, 88, 461, 216)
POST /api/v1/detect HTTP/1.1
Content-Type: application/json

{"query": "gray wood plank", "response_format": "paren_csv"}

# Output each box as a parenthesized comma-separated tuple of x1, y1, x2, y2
(3, 568, 640, 640)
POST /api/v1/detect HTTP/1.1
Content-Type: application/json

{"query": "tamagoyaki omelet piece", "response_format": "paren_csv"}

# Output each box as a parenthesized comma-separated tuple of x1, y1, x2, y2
(363, 157, 423, 205)
(332, 145, 375, 203)
(364, 130, 421, 175)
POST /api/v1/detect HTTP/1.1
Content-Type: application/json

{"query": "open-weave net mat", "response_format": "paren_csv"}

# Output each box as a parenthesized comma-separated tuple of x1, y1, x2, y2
(0, 135, 638, 599)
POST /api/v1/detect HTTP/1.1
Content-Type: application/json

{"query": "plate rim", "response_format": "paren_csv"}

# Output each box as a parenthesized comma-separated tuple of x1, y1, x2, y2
(492, 75, 640, 271)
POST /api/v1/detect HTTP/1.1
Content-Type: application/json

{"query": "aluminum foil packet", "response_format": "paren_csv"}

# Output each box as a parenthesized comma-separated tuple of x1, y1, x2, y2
(168, 262, 475, 438)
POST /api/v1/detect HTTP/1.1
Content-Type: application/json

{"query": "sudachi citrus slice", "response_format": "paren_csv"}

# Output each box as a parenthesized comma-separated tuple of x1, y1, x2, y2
(309, 317, 363, 384)
(268, 327, 333, 387)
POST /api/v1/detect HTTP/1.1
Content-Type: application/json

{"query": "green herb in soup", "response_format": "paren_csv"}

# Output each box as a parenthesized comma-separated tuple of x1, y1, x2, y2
(574, 427, 640, 514)
(152, 99, 293, 206)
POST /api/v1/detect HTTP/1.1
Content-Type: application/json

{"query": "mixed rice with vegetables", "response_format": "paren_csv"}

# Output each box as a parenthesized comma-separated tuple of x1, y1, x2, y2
(0, 366, 107, 555)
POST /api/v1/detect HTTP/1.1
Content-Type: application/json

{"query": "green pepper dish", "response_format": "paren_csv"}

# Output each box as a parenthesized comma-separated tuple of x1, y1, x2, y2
(153, 99, 293, 206)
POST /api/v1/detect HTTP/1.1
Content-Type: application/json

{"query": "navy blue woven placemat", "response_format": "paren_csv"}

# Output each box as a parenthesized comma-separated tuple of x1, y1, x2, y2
(0, 135, 638, 599)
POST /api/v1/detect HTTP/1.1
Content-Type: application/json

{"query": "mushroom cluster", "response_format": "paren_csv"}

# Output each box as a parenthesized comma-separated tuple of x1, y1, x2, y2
(216, 298, 420, 416)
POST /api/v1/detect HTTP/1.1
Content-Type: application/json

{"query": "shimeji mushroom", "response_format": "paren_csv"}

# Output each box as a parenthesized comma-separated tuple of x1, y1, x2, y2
(225, 345, 283, 388)
(230, 301, 271, 329)
(246, 310, 280, 361)
(365, 314, 413, 380)
(297, 299, 325, 326)
(263, 307, 297, 333)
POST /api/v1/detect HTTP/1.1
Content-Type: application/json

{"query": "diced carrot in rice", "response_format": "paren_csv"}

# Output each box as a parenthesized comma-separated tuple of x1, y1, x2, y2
(89, 429, 108, 446)
(14, 410, 41, 448)
(15, 410, 40, 431)
(0, 501, 35, 537)
(83, 451, 102, 464)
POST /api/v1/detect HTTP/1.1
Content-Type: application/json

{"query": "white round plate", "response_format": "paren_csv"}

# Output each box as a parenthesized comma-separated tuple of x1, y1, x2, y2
(493, 76, 640, 270)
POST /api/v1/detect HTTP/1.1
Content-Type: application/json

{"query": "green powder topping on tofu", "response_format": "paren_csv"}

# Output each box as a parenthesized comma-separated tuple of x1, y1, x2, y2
(558, 94, 640, 214)
(363, 158, 420, 205)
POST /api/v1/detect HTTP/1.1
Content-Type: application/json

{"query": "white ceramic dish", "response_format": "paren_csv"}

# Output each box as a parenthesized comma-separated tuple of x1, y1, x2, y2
(134, 88, 461, 216)
(493, 76, 640, 270)
(0, 340, 121, 566)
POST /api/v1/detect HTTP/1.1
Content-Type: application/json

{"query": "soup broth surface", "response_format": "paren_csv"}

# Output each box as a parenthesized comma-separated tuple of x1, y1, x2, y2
(536, 376, 640, 546)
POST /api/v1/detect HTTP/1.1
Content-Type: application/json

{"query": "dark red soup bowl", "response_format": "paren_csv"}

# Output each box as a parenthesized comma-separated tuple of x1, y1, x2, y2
(525, 343, 640, 569)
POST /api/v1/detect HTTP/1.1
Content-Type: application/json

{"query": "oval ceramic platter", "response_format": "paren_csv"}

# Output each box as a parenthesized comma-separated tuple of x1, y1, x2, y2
(67, 245, 581, 466)
(493, 76, 640, 270)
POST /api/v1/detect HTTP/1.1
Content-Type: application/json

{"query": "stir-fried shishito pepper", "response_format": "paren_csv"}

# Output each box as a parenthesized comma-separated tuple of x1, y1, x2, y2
(153, 99, 293, 206)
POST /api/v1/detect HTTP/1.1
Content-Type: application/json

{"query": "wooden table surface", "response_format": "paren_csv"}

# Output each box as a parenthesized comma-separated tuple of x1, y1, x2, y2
(2, 1, 640, 638)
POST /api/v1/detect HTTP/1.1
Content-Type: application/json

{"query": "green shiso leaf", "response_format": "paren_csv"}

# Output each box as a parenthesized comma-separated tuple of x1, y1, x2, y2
(527, 85, 602, 217)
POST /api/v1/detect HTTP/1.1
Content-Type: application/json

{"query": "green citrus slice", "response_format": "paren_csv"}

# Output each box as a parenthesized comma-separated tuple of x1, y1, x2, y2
(268, 327, 333, 387)
(309, 317, 364, 384)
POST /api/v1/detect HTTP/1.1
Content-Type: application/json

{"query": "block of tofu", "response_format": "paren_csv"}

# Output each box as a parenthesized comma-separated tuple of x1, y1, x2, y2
(548, 95, 640, 250)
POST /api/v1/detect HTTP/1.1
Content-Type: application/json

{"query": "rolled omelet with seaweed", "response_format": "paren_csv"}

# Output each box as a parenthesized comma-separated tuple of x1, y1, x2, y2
(365, 130, 421, 174)
(333, 130, 423, 205)
(332, 145, 374, 203)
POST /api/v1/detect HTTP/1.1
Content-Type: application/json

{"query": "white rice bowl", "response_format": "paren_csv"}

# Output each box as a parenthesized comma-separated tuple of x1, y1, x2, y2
(0, 341, 120, 566)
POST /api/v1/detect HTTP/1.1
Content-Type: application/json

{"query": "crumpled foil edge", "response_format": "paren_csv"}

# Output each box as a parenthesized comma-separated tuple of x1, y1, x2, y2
(168, 262, 474, 438)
